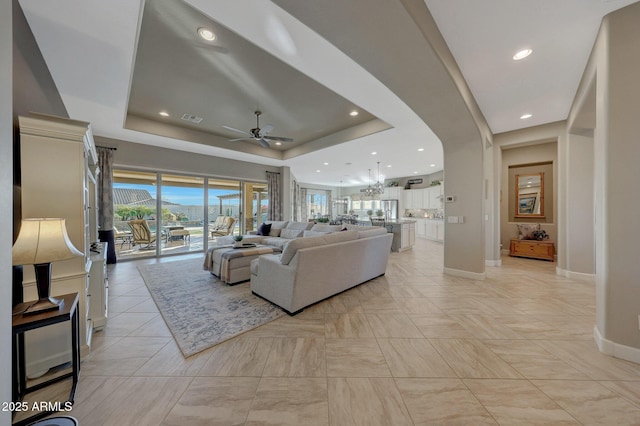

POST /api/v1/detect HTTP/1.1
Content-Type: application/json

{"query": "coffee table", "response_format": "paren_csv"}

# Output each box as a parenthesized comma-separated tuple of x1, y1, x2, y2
(205, 244, 282, 285)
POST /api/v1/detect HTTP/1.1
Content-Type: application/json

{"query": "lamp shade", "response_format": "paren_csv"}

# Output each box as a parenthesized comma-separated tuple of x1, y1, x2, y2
(12, 218, 83, 266)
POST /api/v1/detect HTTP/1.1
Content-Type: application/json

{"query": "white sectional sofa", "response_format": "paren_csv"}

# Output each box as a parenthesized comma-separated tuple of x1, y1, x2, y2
(250, 227, 393, 314)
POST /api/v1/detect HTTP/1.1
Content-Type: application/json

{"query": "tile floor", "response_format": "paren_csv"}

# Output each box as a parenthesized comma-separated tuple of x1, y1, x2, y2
(23, 238, 640, 425)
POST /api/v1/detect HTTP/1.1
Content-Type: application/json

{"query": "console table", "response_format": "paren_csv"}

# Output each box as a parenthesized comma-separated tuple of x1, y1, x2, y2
(509, 239, 555, 261)
(12, 293, 80, 426)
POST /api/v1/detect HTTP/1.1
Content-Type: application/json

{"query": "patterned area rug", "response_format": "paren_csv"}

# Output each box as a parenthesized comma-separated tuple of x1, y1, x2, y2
(138, 258, 285, 357)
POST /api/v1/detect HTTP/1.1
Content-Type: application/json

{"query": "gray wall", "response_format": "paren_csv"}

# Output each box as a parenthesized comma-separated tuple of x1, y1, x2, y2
(1, 2, 12, 421)
(592, 3, 640, 352)
(97, 136, 281, 182)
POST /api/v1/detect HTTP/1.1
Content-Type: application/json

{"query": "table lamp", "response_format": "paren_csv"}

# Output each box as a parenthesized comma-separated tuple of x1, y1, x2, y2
(12, 218, 83, 315)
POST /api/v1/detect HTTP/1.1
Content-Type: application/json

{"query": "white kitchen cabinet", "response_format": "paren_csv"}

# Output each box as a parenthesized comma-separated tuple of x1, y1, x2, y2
(428, 185, 443, 209)
(415, 218, 426, 237)
(423, 219, 444, 242)
(382, 186, 401, 200)
(89, 242, 108, 331)
(403, 189, 413, 209)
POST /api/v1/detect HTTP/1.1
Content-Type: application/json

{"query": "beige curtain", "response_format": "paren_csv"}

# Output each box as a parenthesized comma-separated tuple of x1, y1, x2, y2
(266, 171, 282, 221)
(97, 146, 116, 263)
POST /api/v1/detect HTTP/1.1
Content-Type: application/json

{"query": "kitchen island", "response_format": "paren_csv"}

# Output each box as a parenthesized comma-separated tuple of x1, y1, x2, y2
(356, 218, 416, 252)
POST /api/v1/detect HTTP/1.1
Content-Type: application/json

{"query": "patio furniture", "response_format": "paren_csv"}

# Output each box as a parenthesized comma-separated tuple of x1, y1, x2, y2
(210, 216, 236, 237)
(168, 227, 190, 244)
(128, 219, 157, 249)
(114, 226, 132, 248)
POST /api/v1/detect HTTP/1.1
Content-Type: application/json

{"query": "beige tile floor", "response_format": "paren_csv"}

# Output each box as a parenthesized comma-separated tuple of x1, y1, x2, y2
(26, 238, 640, 425)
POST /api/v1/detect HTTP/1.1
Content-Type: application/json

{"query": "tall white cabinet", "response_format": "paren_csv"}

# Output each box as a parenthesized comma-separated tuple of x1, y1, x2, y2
(19, 114, 102, 373)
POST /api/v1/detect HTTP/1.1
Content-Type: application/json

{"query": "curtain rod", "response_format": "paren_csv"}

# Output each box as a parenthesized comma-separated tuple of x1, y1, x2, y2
(96, 145, 117, 150)
(266, 171, 280, 174)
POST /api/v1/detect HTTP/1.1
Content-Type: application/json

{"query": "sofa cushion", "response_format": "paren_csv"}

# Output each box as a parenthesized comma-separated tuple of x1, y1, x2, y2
(310, 224, 343, 233)
(280, 228, 303, 239)
(267, 221, 288, 237)
(257, 222, 272, 236)
(286, 221, 314, 231)
(358, 227, 388, 239)
(260, 237, 290, 249)
(280, 230, 358, 265)
(303, 230, 330, 237)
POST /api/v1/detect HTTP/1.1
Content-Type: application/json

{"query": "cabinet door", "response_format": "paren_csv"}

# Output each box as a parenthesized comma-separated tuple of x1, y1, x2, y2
(436, 222, 444, 242)
(430, 186, 442, 209)
(403, 190, 413, 209)
(412, 190, 423, 209)
(401, 224, 410, 248)
(409, 223, 416, 245)
(415, 219, 426, 236)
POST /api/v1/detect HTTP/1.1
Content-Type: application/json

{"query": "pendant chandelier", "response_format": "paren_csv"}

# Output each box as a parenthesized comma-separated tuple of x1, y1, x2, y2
(363, 169, 375, 198)
(373, 161, 384, 194)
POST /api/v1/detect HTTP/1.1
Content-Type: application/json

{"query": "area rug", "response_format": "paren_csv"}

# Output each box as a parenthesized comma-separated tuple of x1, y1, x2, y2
(137, 258, 285, 357)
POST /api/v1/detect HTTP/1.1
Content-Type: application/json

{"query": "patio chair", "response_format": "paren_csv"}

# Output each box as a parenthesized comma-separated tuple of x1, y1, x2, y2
(114, 225, 132, 248)
(210, 216, 236, 237)
(128, 219, 157, 249)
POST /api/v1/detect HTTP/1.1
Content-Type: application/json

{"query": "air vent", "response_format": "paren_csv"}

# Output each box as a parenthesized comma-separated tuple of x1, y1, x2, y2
(181, 113, 203, 124)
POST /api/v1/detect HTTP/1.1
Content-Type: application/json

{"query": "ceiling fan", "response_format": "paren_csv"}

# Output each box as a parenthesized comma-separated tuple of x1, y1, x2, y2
(223, 111, 294, 148)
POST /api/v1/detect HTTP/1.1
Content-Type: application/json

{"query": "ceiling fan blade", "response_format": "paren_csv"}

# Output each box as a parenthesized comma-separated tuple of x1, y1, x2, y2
(261, 124, 273, 134)
(228, 137, 252, 142)
(264, 135, 294, 142)
(223, 125, 249, 135)
(259, 139, 270, 148)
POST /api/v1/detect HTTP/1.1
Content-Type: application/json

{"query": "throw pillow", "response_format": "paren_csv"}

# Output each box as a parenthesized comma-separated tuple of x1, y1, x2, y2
(280, 228, 303, 239)
(257, 222, 272, 236)
(517, 223, 540, 240)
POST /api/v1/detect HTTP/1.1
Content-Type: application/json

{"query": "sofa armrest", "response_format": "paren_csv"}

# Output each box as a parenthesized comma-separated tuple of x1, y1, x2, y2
(247, 230, 258, 235)
(250, 254, 297, 311)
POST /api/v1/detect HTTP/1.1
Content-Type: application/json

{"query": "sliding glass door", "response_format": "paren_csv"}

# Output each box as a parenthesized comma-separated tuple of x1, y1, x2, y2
(207, 178, 241, 246)
(244, 181, 268, 234)
(159, 174, 205, 256)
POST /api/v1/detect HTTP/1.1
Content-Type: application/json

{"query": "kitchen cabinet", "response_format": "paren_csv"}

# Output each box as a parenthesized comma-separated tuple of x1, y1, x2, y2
(423, 219, 444, 242)
(415, 218, 426, 237)
(382, 186, 402, 200)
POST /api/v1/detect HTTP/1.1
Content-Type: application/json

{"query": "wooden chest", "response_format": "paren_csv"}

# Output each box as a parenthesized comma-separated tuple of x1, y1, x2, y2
(509, 239, 555, 261)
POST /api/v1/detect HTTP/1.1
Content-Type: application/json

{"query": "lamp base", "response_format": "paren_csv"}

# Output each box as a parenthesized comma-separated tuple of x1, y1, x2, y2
(23, 297, 63, 316)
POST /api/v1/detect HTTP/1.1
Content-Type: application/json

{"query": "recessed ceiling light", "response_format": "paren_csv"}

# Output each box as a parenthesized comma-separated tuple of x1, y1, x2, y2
(417, 148, 424, 152)
(275, 142, 282, 146)
(520, 113, 533, 119)
(413, 171, 419, 174)
(316, 170, 320, 173)
(513, 48, 532, 60)
(323, 162, 329, 165)
(159, 111, 169, 117)
(349, 110, 359, 116)
(197, 27, 216, 41)
(371, 152, 377, 155)
(430, 164, 436, 167)
(387, 165, 392, 168)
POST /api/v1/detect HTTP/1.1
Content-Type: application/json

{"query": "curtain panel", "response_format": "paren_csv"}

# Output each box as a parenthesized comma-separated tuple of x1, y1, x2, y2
(300, 188, 308, 222)
(266, 171, 282, 221)
(97, 147, 116, 263)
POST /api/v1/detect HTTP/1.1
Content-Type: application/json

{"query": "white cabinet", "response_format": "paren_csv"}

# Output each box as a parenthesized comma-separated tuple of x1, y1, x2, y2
(428, 185, 443, 209)
(19, 114, 98, 373)
(404, 189, 425, 209)
(415, 218, 426, 237)
(399, 222, 415, 251)
(423, 219, 444, 242)
(89, 242, 108, 331)
(382, 187, 401, 200)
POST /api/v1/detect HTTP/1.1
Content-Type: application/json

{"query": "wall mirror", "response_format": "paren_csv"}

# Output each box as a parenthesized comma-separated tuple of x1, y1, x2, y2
(515, 173, 544, 217)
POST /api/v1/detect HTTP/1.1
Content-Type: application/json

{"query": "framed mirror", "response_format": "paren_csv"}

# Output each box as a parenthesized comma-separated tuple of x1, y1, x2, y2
(515, 173, 544, 218)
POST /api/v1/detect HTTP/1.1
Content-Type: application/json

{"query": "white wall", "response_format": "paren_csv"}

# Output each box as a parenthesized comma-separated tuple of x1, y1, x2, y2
(1, 1, 12, 422)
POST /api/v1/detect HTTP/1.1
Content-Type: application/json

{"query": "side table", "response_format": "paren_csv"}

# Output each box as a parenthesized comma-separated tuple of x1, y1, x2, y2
(12, 293, 80, 426)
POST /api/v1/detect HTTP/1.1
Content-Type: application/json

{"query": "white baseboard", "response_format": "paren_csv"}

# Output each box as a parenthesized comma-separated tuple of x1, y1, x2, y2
(27, 349, 72, 377)
(556, 267, 595, 282)
(443, 267, 486, 280)
(594, 326, 640, 364)
(501, 249, 510, 256)
(485, 259, 502, 267)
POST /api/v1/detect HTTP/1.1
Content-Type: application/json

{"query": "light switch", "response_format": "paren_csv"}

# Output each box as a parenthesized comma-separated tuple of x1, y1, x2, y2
(447, 216, 459, 224)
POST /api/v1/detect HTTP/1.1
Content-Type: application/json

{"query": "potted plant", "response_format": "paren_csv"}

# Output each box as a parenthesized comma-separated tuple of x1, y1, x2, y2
(233, 235, 244, 248)
(366, 209, 373, 217)
(376, 209, 384, 217)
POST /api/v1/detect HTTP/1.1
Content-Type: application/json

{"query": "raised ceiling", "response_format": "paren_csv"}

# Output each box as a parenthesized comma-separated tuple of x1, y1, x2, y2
(126, 0, 386, 158)
(19, 0, 639, 186)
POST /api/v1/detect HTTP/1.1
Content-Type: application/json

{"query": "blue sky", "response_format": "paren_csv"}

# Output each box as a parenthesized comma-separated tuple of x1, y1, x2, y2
(116, 183, 239, 206)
